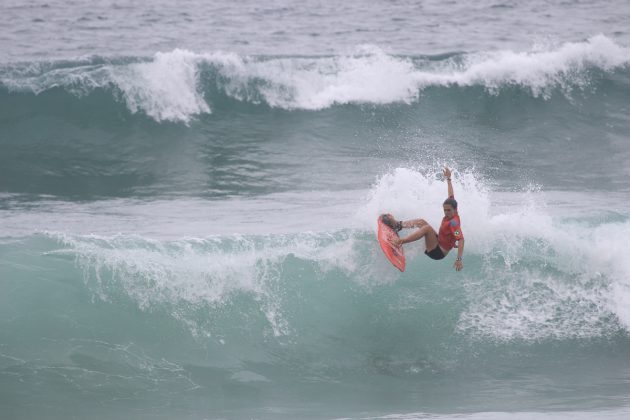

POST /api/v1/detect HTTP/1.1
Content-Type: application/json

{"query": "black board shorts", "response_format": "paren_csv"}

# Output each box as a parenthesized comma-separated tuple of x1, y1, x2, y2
(425, 246, 446, 260)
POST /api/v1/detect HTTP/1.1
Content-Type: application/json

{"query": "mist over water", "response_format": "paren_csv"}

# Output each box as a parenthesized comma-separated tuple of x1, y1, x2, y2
(2, 1, 630, 419)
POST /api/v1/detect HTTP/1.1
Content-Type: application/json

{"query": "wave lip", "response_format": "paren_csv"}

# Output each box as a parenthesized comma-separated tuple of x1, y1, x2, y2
(215, 34, 630, 109)
(443, 34, 630, 97)
(2, 35, 629, 122)
(111, 49, 210, 123)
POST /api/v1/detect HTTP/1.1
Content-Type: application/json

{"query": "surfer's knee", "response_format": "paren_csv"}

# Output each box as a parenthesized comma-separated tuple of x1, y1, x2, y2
(405, 218, 428, 228)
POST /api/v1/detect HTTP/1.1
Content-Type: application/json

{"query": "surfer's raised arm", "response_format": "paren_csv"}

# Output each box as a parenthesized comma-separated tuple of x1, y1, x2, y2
(444, 167, 454, 198)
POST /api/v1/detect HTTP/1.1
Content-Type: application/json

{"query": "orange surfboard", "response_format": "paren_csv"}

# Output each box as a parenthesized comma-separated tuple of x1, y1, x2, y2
(377, 215, 406, 272)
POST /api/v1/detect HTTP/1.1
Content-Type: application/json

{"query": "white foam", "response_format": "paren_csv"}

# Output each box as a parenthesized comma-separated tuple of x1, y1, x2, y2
(230, 45, 421, 109)
(356, 166, 490, 240)
(111, 49, 210, 123)
(438, 34, 630, 97)
(206, 34, 630, 110)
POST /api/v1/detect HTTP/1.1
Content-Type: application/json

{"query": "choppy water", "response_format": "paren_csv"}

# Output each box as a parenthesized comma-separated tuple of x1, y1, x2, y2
(2, 1, 630, 419)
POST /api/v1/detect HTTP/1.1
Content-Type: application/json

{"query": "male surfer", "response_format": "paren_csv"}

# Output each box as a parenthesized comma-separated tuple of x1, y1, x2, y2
(382, 167, 464, 271)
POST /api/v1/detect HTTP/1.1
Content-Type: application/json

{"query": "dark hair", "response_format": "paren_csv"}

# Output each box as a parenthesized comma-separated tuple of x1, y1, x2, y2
(443, 198, 458, 210)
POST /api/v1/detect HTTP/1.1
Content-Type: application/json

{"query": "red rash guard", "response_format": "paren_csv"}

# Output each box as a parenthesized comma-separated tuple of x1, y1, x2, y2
(438, 214, 463, 251)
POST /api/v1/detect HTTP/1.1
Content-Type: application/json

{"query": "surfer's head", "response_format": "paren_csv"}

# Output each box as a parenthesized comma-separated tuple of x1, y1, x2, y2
(443, 198, 457, 209)
(380, 214, 402, 232)
(380, 214, 395, 227)
(443, 198, 458, 218)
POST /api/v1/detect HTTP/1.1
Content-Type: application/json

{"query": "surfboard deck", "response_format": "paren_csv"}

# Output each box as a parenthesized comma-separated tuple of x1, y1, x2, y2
(377, 215, 406, 272)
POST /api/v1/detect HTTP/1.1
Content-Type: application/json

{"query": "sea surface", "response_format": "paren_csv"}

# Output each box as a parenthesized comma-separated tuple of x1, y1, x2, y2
(2, 1, 630, 419)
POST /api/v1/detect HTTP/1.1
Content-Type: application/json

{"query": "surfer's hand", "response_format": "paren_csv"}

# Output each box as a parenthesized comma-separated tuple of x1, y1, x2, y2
(454, 259, 463, 271)
(443, 167, 452, 180)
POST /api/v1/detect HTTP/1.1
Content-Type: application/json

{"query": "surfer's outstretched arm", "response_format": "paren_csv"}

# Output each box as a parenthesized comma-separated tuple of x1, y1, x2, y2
(454, 238, 464, 271)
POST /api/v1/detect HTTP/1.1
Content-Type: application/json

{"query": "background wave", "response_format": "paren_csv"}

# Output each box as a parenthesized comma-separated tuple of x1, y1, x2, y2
(2, 36, 630, 199)
(1, 35, 629, 122)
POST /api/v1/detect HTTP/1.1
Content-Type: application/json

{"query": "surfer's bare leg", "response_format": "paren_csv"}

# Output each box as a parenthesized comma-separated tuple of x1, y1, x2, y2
(402, 218, 428, 229)
(400, 222, 439, 251)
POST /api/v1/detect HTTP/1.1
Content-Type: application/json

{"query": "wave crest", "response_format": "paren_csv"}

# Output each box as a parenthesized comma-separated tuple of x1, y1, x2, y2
(1, 35, 629, 122)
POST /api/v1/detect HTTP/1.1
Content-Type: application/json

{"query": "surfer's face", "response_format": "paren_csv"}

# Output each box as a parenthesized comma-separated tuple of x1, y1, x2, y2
(443, 204, 455, 218)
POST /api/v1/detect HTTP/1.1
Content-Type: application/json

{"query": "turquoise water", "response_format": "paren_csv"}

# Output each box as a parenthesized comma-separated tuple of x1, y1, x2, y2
(2, 1, 630, 419)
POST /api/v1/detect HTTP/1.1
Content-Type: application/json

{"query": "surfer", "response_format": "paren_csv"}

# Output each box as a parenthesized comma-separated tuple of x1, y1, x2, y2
(383, 167, 464, 271)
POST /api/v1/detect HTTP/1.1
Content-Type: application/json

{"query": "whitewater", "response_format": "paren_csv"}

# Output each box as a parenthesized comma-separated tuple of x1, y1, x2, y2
(2, 1, 630, 419)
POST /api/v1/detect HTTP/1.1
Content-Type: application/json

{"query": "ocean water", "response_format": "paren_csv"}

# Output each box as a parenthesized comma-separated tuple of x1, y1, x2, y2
(2, 1, 630, 419)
